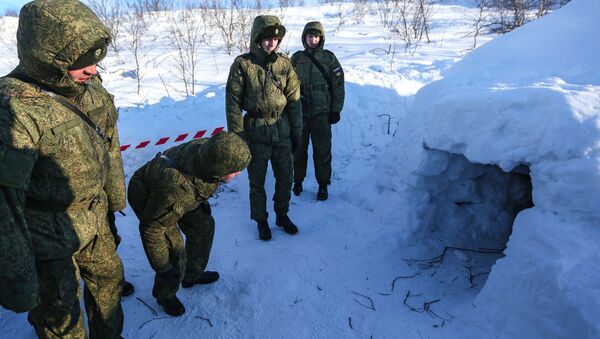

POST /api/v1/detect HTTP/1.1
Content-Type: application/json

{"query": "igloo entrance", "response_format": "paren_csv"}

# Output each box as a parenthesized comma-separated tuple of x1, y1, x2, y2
(414, 149, 534, 283)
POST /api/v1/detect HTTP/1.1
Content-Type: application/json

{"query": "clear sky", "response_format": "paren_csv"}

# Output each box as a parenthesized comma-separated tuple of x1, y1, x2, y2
(0, 0, 28, 15)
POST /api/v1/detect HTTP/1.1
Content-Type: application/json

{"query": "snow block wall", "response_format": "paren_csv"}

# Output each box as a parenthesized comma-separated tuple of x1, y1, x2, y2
(365, 0, 600, 337)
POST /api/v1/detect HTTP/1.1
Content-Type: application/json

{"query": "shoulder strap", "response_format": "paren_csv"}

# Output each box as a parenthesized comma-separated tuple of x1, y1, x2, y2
(7, 73, 109, 143)
(302, 51, 330, 87)
(158, 153, 189, 175)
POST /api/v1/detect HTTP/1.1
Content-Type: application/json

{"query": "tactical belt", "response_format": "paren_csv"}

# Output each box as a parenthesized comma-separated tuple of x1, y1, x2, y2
(25, 196, 101, 213)
(247, 111, 280, 120)
(301, 84, 328, 91)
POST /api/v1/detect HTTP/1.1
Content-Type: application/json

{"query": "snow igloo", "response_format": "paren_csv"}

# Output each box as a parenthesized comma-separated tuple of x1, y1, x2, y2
(369, 0, 600, 337)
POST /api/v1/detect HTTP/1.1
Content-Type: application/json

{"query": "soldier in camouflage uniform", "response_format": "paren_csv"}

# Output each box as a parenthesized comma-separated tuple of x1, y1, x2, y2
(127, 132, 251, 316)
(226, 15, 303, 241)
(291, 21, 345, 201)
(0, 1, 126, 338)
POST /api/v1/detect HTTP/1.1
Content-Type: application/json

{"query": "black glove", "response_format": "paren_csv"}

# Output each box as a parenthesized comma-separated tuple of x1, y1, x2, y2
(107, 212, 121, 247)
(291, 135, 301, 154)
(328, 111, 341, 125)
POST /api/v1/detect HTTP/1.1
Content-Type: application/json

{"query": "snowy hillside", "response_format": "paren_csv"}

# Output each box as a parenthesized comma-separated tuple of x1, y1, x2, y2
(1, 0, 597, 338)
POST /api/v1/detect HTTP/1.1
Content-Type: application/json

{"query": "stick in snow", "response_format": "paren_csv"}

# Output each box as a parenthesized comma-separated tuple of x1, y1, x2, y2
(195, 316, 214, 327)
(136, 297, 158, 316)
(138, 316, 171, 330)
(391, 273, 420, 292)
(351, 290, 376, 311)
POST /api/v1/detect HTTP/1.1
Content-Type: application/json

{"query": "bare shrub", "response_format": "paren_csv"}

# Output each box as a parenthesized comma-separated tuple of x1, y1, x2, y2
(210, 0, 260, 55)
(353, 0, 368, 24)
(85, 0, 126, 53)
(488, 0, 570, 33)
(169, 1, 208, 95)
(124, 6, 148, 94)
(131, 0, 173, 16)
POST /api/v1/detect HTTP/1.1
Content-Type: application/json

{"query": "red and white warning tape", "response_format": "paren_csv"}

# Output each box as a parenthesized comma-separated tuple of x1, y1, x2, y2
(120, 126, 225, 152)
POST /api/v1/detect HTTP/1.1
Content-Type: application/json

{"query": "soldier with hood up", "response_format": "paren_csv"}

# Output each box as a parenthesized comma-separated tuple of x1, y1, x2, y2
(291, 21, 345, 201)
(0, 0, 126, 337)
(226, 15, 303, 241)
(127, 132, 251, 316)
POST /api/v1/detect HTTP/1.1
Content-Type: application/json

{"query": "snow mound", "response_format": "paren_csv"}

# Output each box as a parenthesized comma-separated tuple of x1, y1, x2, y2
(367, 0, 600, 337)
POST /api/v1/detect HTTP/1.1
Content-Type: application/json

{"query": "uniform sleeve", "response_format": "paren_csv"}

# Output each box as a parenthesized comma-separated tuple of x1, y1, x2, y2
(284, 63, 303, 138)
(0, 106, 40, 313)
(329, 54, 345, 114)
(104, 106, 127, 212)
(225, 60, 246, 138)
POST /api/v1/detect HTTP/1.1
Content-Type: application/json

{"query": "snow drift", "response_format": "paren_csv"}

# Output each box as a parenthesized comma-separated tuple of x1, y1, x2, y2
(367, 0, 600, 337)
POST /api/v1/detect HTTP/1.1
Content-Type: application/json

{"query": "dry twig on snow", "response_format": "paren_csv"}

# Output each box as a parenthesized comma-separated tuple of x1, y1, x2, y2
(402, 290, 450, 321)
(351, 290, 376, 311)
(136, 297, 158, 316)
(138, 316, 171, 330)
(390, 272, 420, 292)
(195, 316, 214, 327)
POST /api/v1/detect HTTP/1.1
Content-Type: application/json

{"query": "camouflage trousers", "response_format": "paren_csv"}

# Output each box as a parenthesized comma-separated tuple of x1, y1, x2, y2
(247, 140, 293, 222)
(128, 178, 215, 300)
(294, 113, 332, 186)
(27, 232, 124, 339)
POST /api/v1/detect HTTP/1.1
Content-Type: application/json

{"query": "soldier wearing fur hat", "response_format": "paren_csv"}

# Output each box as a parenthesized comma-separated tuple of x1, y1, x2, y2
(292, 21, 345, 201)
(127, 132, 251, 316)
(0, 0, 128, 337)
(226, 15, 303, 241)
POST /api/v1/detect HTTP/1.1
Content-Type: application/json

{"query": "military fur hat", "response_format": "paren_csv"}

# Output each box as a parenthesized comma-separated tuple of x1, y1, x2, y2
(255, 24, 286, 42)
(69, 38, 108, 70)
(305, 28, 321, 36)
(196, 131, 251, 179)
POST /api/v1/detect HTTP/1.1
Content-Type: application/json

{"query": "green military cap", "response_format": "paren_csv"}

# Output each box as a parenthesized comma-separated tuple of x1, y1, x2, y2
(69, 38, 108, 70)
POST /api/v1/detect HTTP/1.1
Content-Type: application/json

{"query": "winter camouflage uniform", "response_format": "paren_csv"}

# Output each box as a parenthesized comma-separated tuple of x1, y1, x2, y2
(226, 15, 302, 223)
(127, 132, 250, 302)
(0, 1, 125, 338)
(291, 21, 345, 190)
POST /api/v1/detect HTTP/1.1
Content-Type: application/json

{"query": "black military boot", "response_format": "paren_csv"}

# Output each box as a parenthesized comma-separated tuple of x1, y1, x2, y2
(317, 185, 328, 201)
(276, 215, 298, 235)
(293, 181, 303, 196)
(122, 281, 135, 297)
(157, 296, 185, 316)
(257, 220, 272, 240)
(182, 271, 220, 288)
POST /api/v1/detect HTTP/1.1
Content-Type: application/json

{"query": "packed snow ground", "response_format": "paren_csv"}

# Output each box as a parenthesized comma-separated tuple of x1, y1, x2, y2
(1, 1, 598, 338)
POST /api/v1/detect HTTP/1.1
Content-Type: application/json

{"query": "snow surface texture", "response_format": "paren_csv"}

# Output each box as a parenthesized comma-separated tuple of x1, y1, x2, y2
(0, 1, 597, 338)
(363, 0, 600, 337)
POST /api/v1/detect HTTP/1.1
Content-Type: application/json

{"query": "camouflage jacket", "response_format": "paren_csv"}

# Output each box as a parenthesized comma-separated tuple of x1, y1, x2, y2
(132, 132, 251, 228)
(0, 0, 119, 312)
(292, 21, 345, 118)
(226, 15, 302, 145)
(133, 139, 221, 230)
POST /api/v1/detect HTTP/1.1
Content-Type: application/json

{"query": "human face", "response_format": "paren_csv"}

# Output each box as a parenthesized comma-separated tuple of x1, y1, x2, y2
(221, 171, 241, 183)
(260, 38, 279, 54)
(305, 34, 320, 49)
(68, 64, 97, 84)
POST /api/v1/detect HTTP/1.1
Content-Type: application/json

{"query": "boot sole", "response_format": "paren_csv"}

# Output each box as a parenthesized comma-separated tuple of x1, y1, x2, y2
(276, 223, 298, 235)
